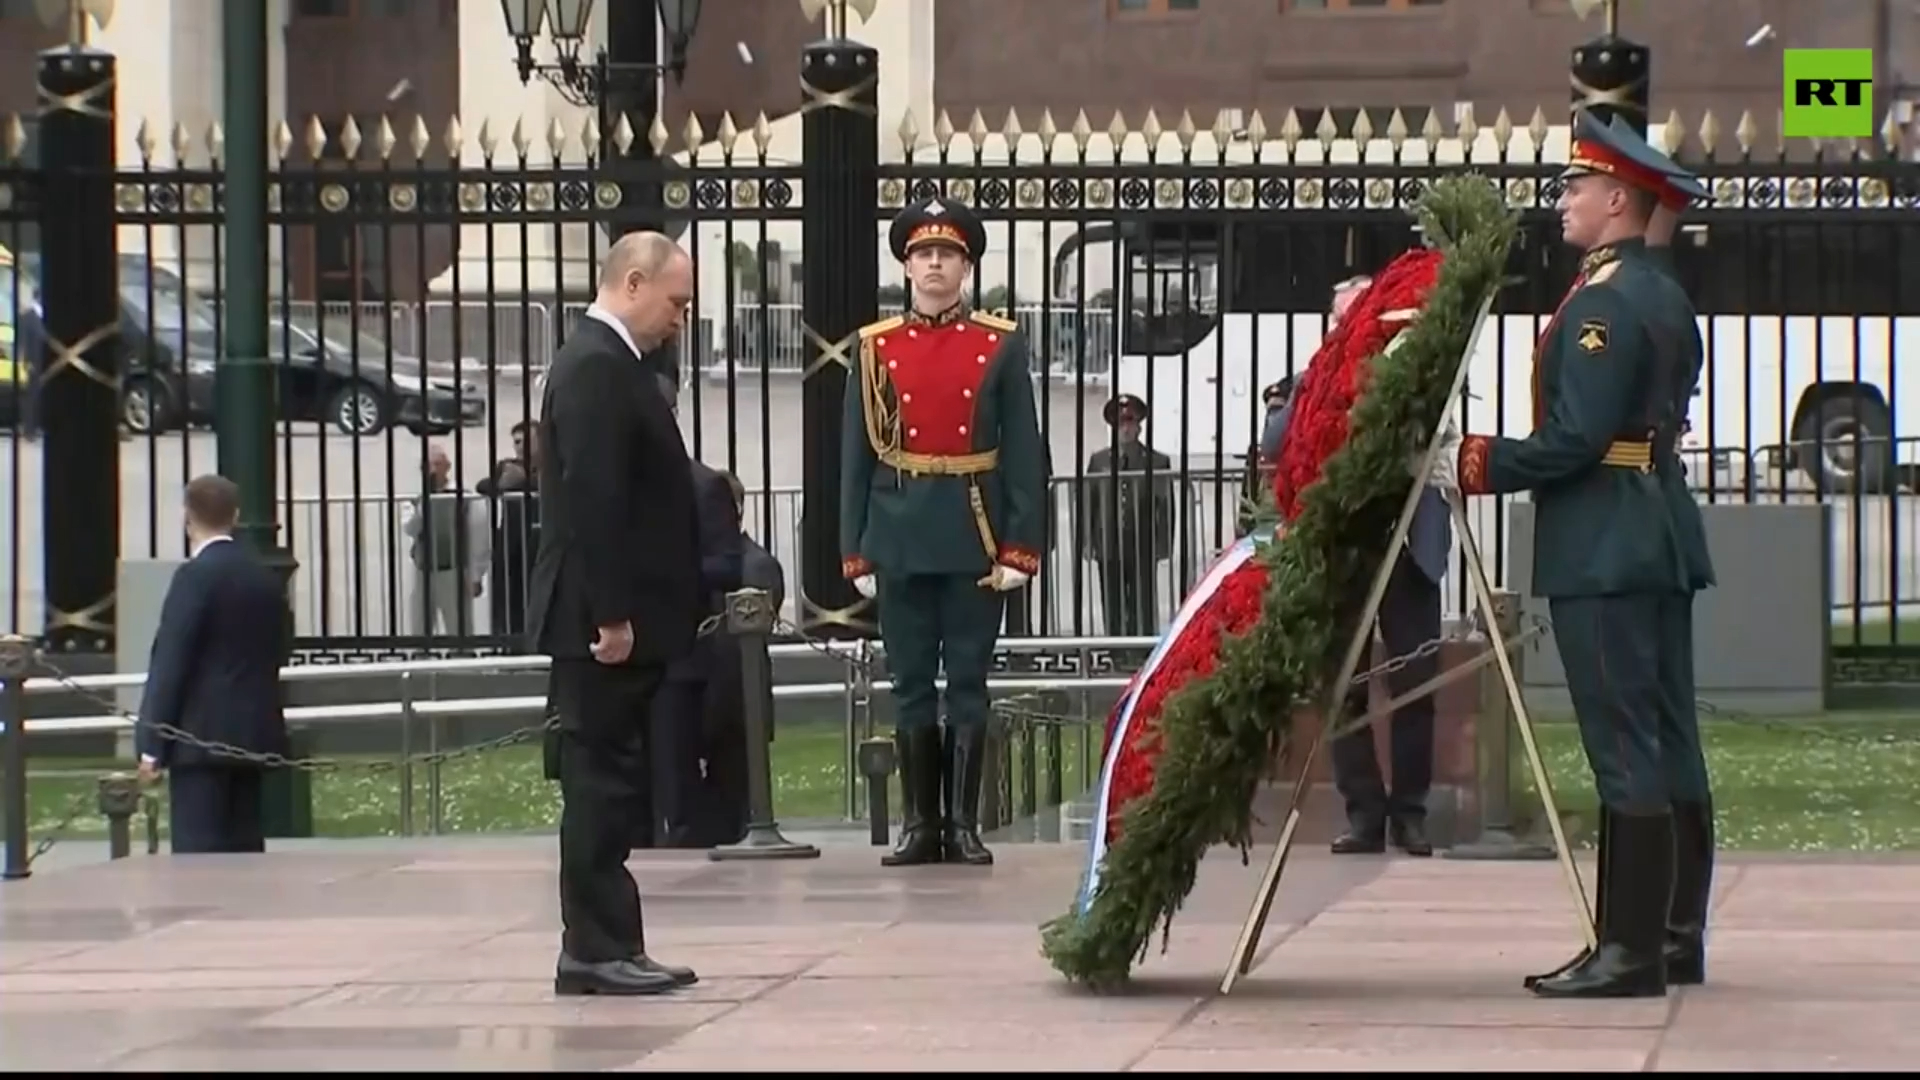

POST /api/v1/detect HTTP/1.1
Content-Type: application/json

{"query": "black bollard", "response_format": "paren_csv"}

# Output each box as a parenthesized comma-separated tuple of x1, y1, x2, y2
(97, 773, 139, 860)
(1, 635, 35, 881)
(709, 588, 821, 862)
(856, 736, 896, 847)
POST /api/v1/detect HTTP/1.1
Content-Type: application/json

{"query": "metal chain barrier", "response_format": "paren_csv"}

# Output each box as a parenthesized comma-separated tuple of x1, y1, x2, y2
(6, 614, 731, 867)
(24, 790, 97, 869)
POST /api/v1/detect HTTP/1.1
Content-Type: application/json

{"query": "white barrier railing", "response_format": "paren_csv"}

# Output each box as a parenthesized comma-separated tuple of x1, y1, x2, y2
(17, 633, 1159, 698)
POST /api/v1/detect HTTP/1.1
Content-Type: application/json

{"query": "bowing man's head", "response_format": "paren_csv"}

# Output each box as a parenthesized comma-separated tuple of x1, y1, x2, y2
(597, 231, 694, 353)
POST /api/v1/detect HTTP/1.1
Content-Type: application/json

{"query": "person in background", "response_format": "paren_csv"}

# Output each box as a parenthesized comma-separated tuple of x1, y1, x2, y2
(136, 474, 290, 854)
(402, 444, 491, 637)
(648, 374, 747, 848)
(1267, 272, 1447, 859)
(1083, 393, 1174, 636)
(477, 421, 541, 637)
(695, 470, 784, 847)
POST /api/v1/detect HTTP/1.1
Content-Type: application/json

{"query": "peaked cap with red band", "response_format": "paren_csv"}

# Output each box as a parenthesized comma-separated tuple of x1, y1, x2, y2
(1564, 109, 1712, 211)
(888, 195, 989, 263)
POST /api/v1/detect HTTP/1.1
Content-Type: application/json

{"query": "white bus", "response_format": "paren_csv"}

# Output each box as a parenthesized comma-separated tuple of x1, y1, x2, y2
(1092, 210, 1920, 493)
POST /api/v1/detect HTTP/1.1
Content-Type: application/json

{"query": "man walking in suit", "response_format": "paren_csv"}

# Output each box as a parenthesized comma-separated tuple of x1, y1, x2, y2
(1270, 276, 1448, 857)
(527, 231, 702, 997)
(135, 474, 290, 854)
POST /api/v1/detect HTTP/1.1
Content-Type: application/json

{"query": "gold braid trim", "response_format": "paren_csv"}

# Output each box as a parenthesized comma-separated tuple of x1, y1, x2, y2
(859, 317, 904, 458)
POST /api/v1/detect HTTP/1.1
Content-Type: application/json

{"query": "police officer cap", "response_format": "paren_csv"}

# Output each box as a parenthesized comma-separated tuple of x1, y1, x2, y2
(1104, 393, 1148, 426)
(1262, 376, 1297, 407)
(888, 196, 988, 263)
(1564, 110, 1710, 209)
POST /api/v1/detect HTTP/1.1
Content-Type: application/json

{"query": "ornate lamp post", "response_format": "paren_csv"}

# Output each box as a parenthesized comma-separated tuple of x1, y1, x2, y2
(502, 0, 702, 380)
(500, 0, 702, 154)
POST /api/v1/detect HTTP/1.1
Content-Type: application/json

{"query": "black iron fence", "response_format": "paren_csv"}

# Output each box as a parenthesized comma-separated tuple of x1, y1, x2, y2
(2, 84, 1918, 676)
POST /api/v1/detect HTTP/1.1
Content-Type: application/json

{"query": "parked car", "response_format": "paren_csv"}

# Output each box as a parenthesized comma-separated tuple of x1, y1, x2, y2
(1, 247, 487, 437)
(265, 317, 487, 436)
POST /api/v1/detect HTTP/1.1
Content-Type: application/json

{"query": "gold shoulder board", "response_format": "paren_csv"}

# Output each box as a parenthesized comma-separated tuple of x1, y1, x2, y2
(969, 309, 1018, 333)
(859, 315, 906, 339)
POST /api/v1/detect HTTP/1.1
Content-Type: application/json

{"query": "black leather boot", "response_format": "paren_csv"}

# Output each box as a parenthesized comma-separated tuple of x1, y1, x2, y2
(1525, 806, 1610, 989)
(1664, 798, 1715, 986)
(1532, 808, 1672, 999)
(882, 727, 945, 867)
(943, 722, 995, 866)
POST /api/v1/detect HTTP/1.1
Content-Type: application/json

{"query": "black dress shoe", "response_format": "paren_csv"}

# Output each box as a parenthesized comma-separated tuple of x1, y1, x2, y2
(1330, 828, 1386, 855)
(554, 954, 679, 996)
(1389, 817, 1433, 857)
(632, 953, 698, 987)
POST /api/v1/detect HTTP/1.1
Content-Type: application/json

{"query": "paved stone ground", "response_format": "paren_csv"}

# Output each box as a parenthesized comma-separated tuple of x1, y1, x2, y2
(2, 837, 1916, 1071)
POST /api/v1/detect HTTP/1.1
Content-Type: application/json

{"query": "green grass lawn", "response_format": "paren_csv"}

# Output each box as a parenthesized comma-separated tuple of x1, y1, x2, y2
(10, 721, 1101, 847)
(1512, 713, 1920, 852)
(14, 715, 1920, 854)
(1830, 617, 1920, 648)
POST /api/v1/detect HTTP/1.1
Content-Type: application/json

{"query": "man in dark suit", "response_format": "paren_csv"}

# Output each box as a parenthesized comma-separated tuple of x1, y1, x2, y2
(135, 474, 290, 854)
(649, 376, 747, 848)
(696, 470, 782, 848)
(527, 231, 703, 998)
(1268, 277, 1449, 857)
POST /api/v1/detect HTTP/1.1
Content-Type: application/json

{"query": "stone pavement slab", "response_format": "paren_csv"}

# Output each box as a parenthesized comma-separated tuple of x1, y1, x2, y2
(1, 839, 1915, 1070)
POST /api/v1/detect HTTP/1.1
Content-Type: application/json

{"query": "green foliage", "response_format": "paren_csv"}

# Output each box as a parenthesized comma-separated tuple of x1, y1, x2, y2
(1039, 175, 1521, 989)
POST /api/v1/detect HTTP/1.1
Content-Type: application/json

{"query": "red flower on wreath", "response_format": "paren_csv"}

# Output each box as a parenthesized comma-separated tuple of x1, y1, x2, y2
(1103, 558, 1269, 841)
(1271, 248, 1446, 521)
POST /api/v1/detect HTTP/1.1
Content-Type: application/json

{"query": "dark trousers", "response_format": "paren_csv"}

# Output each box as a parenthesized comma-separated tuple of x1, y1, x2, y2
(1097, 551, 1160, 637)
(1331, 551, 1441, 828)
(1657, 593, 1712, 802)
(875, 572, 1005, 734)
(167, 765, 266, 854)
(1551, 595, 1668, 813)
(648, 678, 709, 848)
(550, 658, 662, 963)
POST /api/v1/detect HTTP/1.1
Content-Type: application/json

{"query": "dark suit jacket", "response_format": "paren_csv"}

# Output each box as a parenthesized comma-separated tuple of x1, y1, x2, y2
(526, 316, 701, 665)
(136, 538, 291, 769)
(666, 460, 747, 683)
(1269, 399, 1452, 584)
(741, 536, 785, 615)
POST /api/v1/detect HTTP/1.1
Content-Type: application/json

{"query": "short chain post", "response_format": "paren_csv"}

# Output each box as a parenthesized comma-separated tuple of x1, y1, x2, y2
(1, 635, 36, 880)
(1447, 589, 1555, 861)
(710, 589, 820, 861)
(856, 736, 894, 846)
(98, 773, 139, 859)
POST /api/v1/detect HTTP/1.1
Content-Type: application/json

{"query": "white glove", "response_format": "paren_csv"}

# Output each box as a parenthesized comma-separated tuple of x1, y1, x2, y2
(1413, 420, 1462, 492)
(853, 574, 877, 599)
(977, 564, 1030, 592)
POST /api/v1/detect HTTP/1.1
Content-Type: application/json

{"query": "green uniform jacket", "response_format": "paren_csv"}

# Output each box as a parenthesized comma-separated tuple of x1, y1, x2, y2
(1457, 241, 1693, 598)
(840, 310, 1049, 580)
(1642, 245, 1718, 593)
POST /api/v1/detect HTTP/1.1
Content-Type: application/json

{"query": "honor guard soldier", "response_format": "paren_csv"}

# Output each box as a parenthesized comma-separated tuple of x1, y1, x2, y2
(840, 196, 1047, 868)
(1084, 394, 1174, 636)
(1445, 111, 1714, 1000)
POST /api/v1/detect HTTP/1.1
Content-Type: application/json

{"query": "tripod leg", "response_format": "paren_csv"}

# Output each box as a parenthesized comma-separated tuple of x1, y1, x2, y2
(1448, 494, 1596, 948)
